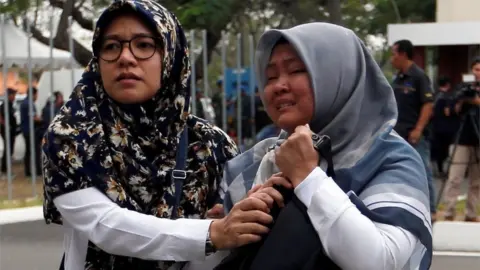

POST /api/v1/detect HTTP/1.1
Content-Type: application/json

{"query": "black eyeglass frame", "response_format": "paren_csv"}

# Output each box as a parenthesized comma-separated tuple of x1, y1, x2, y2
(98, 35, 163, 62)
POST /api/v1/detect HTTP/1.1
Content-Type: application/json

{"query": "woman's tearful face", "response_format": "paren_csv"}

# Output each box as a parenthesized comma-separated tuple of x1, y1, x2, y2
(263, 42, 314, 133)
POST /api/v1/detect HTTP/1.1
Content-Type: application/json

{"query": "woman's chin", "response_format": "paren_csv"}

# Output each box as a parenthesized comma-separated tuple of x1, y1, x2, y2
(110, 92, 153, 105)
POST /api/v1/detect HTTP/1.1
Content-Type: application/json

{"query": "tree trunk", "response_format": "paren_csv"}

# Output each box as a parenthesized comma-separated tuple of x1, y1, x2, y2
(192, 30, 222, 81)
(28, 0, 247, 76)
(326, 0, 343, 26)
(26, 21, 92, 67)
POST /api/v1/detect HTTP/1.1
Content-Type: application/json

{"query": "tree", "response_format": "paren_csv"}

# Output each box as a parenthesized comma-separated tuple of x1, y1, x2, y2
(5, 0, 436, 77)
(364, 0, 436, 68)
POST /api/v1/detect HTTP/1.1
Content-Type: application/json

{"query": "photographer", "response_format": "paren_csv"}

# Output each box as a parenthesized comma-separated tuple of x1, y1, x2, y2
(442, 57, 480, 222)
(431, 76, 458, 176)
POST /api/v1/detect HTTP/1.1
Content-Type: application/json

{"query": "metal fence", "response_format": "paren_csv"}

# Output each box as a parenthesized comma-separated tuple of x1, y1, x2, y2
(190, 30, 258, 147)
(0, 15, 260, 202)
(0, 14, 79, 201)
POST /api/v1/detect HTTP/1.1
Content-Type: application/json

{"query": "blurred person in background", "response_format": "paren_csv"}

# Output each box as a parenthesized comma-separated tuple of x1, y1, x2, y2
(0, 88, 18, 174)
(212, 79, 223, 127)
(390, 39, 436, 222)
(20, 87, 42, 177)
(431, 76, 458, 177)
(41, 91, 64, 123)
(40, 91, 64, 136)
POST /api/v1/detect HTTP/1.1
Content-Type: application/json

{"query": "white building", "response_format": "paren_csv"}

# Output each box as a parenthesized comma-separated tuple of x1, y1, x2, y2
(387, 0, 480, 85)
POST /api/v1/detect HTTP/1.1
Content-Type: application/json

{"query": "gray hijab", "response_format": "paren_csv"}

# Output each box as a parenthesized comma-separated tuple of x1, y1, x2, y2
(255, 22, 398, 169)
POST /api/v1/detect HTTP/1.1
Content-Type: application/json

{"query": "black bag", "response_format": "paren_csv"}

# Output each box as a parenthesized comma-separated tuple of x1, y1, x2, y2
(214, 187, 341, 270)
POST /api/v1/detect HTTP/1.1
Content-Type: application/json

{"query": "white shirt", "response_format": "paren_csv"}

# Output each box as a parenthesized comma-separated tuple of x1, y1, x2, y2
(54, 167, 418, 270)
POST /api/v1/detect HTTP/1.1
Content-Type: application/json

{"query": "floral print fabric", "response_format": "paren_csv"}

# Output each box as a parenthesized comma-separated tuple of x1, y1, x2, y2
(41, 0, 239, 269)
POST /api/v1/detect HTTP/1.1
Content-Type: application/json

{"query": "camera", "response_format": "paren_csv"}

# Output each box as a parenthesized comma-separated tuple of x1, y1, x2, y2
(456, 81, 480, 100)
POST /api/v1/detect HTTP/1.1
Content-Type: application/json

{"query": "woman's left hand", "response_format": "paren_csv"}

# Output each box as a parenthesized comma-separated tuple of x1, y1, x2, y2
(275, 125, 319, 188)
(248, 173, 293, 208)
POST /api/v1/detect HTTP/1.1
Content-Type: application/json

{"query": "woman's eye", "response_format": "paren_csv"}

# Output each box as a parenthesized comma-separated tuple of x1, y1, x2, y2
(102, 43, 120, 51)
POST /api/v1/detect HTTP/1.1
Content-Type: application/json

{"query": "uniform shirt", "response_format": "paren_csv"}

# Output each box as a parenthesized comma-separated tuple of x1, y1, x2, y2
(392, 64, 434, 139)
(0, 100, 17, 132)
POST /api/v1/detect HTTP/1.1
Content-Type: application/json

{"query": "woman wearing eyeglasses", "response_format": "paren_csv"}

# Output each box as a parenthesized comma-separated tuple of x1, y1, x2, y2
(41, 1, 276, 269)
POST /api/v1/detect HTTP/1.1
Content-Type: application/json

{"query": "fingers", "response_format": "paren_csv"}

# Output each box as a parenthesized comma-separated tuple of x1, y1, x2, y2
(262, 187, 285, 207)
(247, 184, 263, 196)
(207, 204, 225, 218)
(234, 196, 270, 213)
(231, 199, 274, 225)
(236, 234, 263, 246)
(234, 222, 270, 235)
(264, 175, 293, 189)
(294, 125, 312, 137)
(251, 187, 285, 208)
(249, 192, 275, 208)
(239, 209, 273, 224)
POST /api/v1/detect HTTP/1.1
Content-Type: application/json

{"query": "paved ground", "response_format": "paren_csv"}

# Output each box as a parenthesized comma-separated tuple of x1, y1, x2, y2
(1, 220, 479, 270)
(0, 220, 63, 270)
(431, 254, 480, 270)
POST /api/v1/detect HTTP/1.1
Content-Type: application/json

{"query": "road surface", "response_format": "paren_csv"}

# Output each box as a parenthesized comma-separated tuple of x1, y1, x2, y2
(1, 220, 479, 270)
(0, 220, 63, 270)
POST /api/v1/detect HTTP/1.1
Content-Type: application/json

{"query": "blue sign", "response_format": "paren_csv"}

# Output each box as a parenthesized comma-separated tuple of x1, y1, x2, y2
(223, 67, 256, 99)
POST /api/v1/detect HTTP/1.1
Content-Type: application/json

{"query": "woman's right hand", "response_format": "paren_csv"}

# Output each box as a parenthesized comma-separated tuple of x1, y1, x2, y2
(209, 196, 272, 250)
(209, 173, 293, 250)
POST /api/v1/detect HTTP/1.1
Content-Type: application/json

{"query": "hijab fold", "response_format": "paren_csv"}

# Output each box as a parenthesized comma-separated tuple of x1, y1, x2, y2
(42, 1, 238, 269)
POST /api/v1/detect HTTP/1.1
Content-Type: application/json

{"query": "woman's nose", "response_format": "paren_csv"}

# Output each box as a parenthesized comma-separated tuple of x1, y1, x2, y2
(272, 76, 289, 94)
(117, 46, 136, 65)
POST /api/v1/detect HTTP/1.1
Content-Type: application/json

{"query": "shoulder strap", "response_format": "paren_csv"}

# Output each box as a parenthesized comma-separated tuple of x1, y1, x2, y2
(312, 134, 335, 179)
(171, 127, 188, 220)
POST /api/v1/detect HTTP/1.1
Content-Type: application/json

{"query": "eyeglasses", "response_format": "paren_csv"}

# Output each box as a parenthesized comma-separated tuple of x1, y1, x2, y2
(98, 36, 160, 62)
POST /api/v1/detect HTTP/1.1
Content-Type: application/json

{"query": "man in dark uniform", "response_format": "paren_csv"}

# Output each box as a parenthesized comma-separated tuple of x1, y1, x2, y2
(390, 39, 436, 221)
(0, 88, 18, 174)
(20, 87, 42, 177)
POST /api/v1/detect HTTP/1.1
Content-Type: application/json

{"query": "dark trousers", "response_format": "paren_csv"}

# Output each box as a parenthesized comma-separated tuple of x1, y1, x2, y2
(1, 129, 16, 173)
(23, 132, 41, 176)
(431, 132, 454, 173)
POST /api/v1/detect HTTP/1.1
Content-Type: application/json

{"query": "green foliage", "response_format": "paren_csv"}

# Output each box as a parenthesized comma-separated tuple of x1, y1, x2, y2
(365, 0, 435, 36)
(2, 0, 437, 88)
(157, 0, 234, 30)
(92, 0, 111, 7)
(0, 0, 34, 15)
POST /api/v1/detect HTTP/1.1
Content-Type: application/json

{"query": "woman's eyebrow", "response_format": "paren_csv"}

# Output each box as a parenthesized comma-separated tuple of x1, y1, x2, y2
(267, 57, 298, 68)
(103, 32, 153, 40)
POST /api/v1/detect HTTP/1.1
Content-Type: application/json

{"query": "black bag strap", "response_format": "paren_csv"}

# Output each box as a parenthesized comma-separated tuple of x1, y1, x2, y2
(171, 127, 189, 220)
(312, 134, 335, 179)
(59, 254, 65, 270)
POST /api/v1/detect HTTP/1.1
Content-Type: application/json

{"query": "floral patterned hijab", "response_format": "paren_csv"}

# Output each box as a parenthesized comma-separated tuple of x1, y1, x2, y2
(42, 0, 238, 268)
